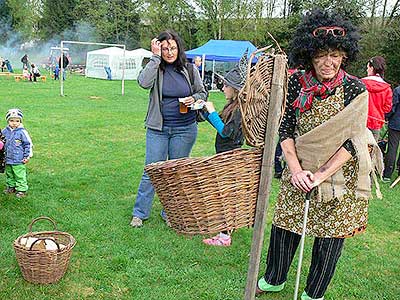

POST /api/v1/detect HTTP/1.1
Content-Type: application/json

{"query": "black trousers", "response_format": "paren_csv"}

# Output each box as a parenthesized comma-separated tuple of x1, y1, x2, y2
(383, 128, 400, 178)
(263, 225, 344, 298)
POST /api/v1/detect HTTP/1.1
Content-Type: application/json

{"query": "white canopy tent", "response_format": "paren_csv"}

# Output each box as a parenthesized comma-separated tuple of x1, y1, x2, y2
(86, 47, 152, 80)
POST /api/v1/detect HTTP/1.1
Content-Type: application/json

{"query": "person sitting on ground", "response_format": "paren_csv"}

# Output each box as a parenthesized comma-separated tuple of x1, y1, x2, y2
(22, 67, 31, 80)
(362, 56, 392, 141)
(201, 50, 248, 247)
(30, 64, 40, 82)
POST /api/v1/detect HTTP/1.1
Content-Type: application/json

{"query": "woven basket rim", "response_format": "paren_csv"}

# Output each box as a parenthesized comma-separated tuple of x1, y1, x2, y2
(13, 230, 76, 253)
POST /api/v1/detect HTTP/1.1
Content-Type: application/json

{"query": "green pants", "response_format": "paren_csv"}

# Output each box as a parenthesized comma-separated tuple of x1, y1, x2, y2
(5, 164, 28, 192)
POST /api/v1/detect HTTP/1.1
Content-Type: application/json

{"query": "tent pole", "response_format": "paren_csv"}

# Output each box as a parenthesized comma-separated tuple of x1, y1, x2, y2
(122, 46, 126, 96)
(211, 60, 215, 90)
(201, 54, 205, 81)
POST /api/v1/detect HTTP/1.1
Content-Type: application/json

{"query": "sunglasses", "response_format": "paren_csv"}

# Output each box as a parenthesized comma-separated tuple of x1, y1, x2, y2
(312, 26, 346, 37)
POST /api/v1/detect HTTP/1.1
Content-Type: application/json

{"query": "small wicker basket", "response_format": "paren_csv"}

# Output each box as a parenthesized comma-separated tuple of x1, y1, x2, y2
(13, 216, 76, 284)
(145, 148, 263, 235)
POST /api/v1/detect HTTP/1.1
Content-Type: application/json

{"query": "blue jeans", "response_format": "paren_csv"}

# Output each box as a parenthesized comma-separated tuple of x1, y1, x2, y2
(132, 123, 197, 219)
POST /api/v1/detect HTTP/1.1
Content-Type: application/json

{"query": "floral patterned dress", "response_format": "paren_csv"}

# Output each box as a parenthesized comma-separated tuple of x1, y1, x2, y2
(273, 72, 368, 238)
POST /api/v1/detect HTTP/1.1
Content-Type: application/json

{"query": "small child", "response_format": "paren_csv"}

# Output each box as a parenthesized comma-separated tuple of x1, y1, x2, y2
(22, 67, 31, 80)
(201, 51, 248, 247)
(2, 109, 33, 198)
(54, 65, 60, 80)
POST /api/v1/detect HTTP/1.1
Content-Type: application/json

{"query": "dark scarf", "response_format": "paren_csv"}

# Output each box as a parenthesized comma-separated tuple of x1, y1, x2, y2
(292, 69, 348, 115)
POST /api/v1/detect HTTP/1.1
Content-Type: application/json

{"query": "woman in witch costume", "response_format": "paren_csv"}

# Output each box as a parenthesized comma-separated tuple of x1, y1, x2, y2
(256, 9, 382, 300)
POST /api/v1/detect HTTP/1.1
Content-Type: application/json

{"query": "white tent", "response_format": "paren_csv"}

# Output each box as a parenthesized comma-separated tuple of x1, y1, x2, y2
(85, 47, 152, 80)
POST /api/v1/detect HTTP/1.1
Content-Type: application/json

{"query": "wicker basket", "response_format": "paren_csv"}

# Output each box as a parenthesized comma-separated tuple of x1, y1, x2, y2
(239, 47, 288, 147)
(13, 216, 76, 284)
(145, 148, 263, 235)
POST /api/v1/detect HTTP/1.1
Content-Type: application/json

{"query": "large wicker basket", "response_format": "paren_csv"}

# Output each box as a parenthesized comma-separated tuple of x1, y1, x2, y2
(13, 217, 76, 284)
(239, 47, 288, 147)
(145, 148, 263, 235)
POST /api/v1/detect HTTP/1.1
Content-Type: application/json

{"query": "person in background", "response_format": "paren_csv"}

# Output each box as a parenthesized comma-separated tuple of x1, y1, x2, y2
(0, 129, 5, 174)
(201, 50, 248, 246)
(194, 56, 202, 73)
(5, 59, 13, 73)
(256, 9, 381, 300)
(21, 54, 29, 69)
(362, 56, 392, 141)
(0, 57, 5, 72)
(30, 64, 40, 82)
(104, 66, 112, 80)
(58, 54, 69, 80)
(274, 143, 284, 178)
(54, 65, 60, 80)
(383, 84, 400, 182)
(130, 30, 207, 228)
(22, 67, 31, 80)
(2, 108, 33, 198)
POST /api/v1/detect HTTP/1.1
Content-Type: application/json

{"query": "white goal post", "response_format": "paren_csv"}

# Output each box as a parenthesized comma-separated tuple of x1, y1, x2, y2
(60, 41, 126, 96)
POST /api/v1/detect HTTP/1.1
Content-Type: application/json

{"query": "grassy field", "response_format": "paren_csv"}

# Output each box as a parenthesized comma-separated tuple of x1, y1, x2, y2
(0, 73, 399, 300)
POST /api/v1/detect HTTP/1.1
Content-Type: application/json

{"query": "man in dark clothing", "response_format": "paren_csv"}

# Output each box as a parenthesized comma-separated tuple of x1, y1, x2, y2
(58, 54, 69, 80)
(21, 54, 28, 69)
(383, 85, 400, 181)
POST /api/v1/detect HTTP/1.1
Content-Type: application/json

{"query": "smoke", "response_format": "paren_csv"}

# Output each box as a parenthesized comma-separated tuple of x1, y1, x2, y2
(0, 21, 98, 70)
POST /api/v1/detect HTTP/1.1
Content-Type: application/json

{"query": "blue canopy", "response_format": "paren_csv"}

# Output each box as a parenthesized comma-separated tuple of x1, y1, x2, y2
(186, 40, 257, 62)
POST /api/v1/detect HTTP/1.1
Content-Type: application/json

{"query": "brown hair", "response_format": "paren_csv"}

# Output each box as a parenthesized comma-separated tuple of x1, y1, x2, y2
(220, 90, 240, 122)
(368, 56, 386, 77)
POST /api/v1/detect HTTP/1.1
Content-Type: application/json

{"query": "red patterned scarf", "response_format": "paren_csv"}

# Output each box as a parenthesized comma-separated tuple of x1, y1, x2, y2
(293, 69, 347, 115)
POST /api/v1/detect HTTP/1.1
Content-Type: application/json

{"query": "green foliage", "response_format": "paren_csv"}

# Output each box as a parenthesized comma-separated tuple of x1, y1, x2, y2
(40, 0, 78, 38)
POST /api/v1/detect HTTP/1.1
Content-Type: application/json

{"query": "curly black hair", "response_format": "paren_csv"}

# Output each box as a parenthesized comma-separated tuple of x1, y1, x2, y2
(288, 8, 361, 70)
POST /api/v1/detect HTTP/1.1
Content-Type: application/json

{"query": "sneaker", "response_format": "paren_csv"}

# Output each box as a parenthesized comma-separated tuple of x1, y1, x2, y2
(3, 187, 16, 194)
(301, 291, 324, 300)
(255, 277, 285, 296)
(15, 191, 26, 198)
(382, 177, 391, 183)
(202, 234, 231, 247)
(130, 216, 143, 227)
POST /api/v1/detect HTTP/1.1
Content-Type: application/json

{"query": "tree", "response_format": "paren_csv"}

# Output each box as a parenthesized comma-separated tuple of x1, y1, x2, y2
(40, 0, 78, 39)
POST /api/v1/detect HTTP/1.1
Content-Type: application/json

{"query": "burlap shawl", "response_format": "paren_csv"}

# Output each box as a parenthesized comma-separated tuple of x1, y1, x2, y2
(295, 91, 383, 200)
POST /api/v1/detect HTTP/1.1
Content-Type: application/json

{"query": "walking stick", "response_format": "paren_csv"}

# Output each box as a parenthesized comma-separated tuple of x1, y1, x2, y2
(293, 188, 315, 300)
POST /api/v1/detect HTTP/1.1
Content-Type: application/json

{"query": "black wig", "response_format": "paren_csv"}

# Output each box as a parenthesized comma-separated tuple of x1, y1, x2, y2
(288, 9, 361, 70)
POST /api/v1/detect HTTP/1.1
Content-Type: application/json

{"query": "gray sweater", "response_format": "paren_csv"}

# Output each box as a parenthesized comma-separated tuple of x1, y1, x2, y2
(138, 55, 207, 131)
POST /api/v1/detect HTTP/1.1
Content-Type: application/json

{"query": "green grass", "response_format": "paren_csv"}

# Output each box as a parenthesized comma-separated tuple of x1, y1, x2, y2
(0, 74, 399, 300)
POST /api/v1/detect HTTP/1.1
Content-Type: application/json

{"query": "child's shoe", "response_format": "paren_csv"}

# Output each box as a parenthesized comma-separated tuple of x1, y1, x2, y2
(3, 187, 16, 194)
(203, 233, 231, 247)
(15, 191, 27, 198)
(301, 291, 324, 300)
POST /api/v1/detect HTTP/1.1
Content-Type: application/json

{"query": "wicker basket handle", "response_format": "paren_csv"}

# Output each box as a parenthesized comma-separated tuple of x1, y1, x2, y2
(28, 237, 61, 251)
(28, 216, 57, 233)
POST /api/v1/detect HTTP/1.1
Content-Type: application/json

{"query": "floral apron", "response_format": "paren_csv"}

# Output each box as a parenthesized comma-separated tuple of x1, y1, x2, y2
(273, 86, 368, 238)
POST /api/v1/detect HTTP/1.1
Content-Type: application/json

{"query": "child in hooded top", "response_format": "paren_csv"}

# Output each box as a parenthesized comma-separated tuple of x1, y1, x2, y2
(201, 51, 248, 247)
(2, 109, 33, 198)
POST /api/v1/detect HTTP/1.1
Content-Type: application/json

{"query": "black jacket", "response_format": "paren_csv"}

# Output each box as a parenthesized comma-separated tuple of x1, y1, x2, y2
(387, 86, 400, 131)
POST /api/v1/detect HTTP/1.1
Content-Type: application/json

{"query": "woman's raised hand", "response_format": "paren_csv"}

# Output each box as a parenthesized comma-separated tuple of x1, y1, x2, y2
(151, 38, 161, 56)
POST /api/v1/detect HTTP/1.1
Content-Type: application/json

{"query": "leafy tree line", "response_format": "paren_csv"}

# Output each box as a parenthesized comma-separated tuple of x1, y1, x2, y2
(0, 0, 399, 83)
